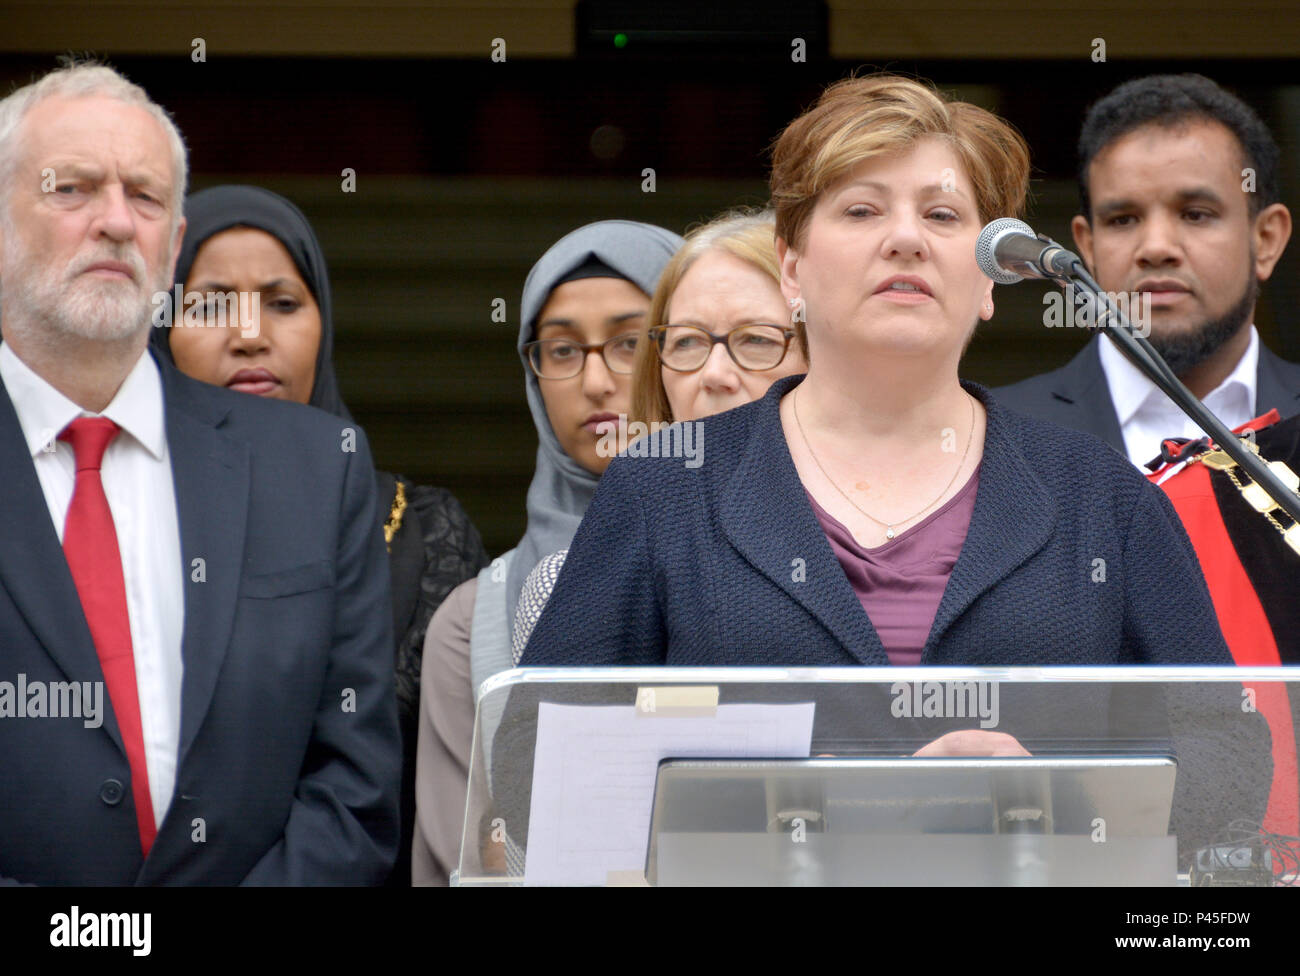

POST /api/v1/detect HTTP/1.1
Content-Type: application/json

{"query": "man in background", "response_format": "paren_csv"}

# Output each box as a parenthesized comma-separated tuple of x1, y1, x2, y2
(996, 73, 1297, 469)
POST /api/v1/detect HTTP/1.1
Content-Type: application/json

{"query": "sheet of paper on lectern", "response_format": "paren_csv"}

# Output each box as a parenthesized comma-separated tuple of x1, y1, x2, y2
(524, 702, 815, 886)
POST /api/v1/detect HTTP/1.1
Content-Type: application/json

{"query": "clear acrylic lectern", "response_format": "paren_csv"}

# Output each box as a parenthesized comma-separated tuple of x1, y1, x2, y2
(453, 667, 1298, 886)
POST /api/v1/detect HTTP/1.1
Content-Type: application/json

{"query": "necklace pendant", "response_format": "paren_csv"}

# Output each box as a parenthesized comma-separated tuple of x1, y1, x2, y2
(885, 526, 896, 540)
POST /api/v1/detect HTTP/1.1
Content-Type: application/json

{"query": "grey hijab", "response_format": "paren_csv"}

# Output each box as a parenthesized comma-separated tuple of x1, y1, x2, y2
(507, 219, 683, 629)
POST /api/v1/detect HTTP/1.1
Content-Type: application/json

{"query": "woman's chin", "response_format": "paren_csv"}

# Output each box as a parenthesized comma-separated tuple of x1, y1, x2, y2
(833, 330, 955, 361)
(571, 442, 613, 478)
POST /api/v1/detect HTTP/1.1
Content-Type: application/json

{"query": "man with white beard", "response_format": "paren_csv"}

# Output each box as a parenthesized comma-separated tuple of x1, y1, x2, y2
(0, 62, 400, 885)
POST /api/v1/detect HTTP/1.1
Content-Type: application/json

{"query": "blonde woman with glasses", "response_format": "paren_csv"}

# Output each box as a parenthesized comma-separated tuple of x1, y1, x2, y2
(630, 208, 808, 426)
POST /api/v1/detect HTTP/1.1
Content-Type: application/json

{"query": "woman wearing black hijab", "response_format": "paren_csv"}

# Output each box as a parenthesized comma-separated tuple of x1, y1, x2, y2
(152, 185, 489, 885)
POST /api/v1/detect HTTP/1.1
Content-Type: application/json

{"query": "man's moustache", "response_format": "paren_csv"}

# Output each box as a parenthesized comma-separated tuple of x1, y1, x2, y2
(67, 253, 146, 282)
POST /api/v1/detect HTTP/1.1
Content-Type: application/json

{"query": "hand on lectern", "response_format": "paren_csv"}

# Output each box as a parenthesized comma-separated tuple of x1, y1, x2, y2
(912, 730, 1031, 758)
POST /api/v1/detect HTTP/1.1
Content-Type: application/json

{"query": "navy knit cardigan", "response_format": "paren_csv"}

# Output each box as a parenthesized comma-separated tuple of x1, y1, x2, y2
(520, 374, 1231, 666)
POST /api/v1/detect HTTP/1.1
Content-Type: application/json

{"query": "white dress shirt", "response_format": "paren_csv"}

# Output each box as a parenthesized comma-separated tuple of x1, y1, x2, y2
(0, 342, 183, 829)
(1098, 324, 1260, 480)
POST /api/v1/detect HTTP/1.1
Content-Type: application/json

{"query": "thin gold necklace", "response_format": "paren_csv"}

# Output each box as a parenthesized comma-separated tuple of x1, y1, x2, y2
(793, 387, 975, 540)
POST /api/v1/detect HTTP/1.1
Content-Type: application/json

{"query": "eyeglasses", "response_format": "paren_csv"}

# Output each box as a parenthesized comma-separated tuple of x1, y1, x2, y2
(650, 323, 797, 373)
(523, 331, 640, 379)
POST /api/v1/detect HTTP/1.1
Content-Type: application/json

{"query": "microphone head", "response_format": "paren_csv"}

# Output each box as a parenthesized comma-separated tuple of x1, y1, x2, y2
(976, 217, 1036, 284)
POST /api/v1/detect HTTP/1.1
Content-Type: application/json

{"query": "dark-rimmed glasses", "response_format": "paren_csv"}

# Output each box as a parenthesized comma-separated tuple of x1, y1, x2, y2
(523, 332, 640, 379)
(650, 324, 797, 373)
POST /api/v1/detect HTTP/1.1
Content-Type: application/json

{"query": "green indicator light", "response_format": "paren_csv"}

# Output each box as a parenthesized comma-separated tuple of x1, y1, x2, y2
(614, 32, 628, 48)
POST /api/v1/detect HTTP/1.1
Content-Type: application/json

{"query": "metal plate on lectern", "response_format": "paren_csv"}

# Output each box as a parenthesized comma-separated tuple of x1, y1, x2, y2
(646, 756, 1177, 885)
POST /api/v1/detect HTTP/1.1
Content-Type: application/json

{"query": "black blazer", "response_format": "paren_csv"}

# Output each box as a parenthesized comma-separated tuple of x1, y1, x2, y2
(0, 350, 400, 885)
(992, 335, 1300, 454)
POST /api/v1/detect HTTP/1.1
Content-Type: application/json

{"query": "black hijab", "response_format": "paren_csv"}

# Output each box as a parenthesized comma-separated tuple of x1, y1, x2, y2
(151, 185, 351, 420)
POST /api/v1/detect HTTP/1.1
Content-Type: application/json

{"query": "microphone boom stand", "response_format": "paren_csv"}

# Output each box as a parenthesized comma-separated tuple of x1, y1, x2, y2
(1055, 257, 1300, 524)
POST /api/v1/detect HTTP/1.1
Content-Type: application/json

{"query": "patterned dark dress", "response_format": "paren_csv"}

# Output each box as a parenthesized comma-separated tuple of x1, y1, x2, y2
(377, 470, 489, 885)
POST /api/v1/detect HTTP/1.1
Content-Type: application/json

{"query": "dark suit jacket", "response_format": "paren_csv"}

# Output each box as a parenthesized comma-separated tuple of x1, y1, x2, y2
(0, 349, 400, 885)
(992, 335, 1300, 455)
(520, 374, 1231, 666)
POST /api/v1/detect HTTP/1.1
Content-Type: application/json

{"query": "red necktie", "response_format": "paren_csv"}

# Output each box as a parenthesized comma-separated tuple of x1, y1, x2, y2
(59, 417, 156, 857)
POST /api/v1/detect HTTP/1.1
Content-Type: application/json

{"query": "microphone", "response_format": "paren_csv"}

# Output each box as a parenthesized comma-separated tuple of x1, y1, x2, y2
(976, 218, 1082, 283)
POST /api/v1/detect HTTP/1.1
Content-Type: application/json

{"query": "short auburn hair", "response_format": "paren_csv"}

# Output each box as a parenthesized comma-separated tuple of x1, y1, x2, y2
(770, 74, 1030, 251)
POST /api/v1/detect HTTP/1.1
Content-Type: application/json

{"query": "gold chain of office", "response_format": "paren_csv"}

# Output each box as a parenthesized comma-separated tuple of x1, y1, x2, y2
(1194, 440, 1300, 557)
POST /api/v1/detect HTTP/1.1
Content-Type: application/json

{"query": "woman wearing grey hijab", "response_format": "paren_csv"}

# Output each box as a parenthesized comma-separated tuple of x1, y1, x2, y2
(412, 220, 682, 885)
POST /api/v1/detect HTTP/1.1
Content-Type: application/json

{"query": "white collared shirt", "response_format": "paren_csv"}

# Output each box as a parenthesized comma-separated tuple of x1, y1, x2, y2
(1098, 325, 1260, 480)
(0, 341, 183, 830)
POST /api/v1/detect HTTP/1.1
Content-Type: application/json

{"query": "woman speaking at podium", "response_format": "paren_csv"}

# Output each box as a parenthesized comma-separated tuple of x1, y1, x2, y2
(518, 74, 1232, 670)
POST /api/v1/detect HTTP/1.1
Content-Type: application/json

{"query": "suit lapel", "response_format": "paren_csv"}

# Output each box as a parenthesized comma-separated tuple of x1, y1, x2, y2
(1051, 336, 1125, 451)
(0, 374, 124, 751)
(715, 376, 889, 665)
(157, 357, 250, 767)
(924, 385, 1056, 653)
(1255, 345, 1300, 419)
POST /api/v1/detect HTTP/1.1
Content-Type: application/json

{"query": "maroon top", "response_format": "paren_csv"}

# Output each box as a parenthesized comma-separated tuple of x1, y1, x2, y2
(806, 466, 980, 665)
